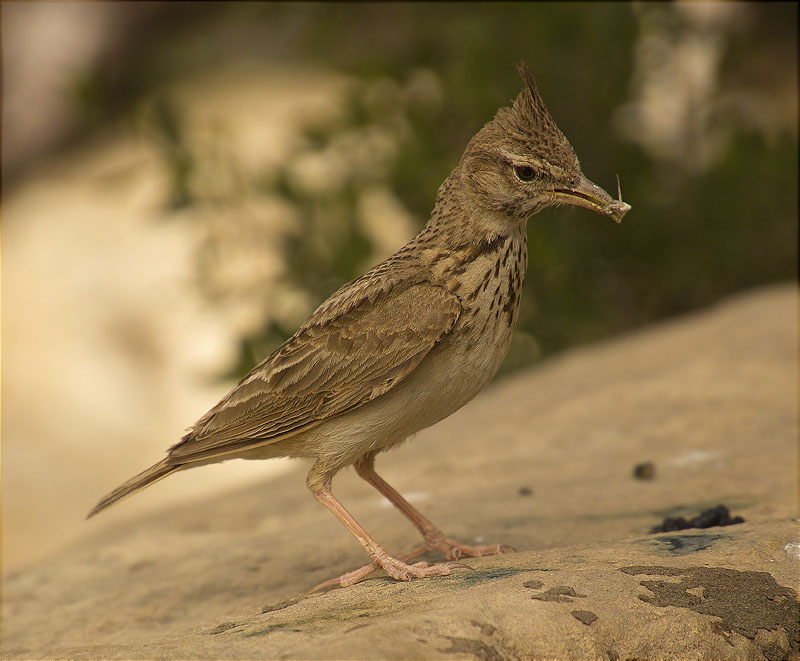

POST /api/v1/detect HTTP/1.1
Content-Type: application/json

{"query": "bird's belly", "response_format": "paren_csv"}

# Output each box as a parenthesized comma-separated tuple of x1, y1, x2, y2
(411, 316, 515, 421)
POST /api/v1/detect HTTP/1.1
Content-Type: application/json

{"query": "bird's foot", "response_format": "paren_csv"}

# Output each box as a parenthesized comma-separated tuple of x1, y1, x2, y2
(308, 544, 470, 592)
(431, 538, 516, 561)
(375, 555, 467, 584)
(308, 545, 425, 593)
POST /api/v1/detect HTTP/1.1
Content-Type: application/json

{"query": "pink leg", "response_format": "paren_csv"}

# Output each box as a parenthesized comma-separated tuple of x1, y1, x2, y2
(307, 462, 466, 589)
(355, 453, 515, 561)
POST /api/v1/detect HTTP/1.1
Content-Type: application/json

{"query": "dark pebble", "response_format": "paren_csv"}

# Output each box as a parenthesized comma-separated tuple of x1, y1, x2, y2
(650, 504, 744, 534)
(633, 462, 655, 480)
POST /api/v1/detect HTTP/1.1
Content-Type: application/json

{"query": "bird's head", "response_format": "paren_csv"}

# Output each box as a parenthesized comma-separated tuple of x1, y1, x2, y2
(459, 62, 630, 224)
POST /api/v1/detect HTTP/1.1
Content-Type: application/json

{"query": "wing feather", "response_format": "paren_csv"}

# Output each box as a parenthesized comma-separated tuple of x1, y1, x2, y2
(168, 280, 461, 463)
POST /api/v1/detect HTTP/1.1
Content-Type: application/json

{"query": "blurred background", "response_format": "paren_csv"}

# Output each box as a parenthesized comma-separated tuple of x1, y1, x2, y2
(3, 2, 797, 572)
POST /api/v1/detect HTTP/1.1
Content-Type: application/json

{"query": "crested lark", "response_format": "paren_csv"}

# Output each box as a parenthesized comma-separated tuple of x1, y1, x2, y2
(89, 63, 630, 588)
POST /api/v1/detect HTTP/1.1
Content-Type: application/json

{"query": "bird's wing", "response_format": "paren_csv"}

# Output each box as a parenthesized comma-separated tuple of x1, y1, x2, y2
(167, 280, 461, 464)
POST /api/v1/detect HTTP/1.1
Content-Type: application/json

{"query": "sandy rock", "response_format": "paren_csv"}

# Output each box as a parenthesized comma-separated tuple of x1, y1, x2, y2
(3, 285, 797, 659)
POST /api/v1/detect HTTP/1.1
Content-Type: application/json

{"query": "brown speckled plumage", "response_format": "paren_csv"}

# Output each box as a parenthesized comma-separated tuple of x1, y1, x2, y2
(89, 63, 630, 587)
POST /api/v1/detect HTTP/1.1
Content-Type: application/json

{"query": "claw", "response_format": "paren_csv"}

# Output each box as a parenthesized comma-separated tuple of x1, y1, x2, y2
(307, 572, 365, 594)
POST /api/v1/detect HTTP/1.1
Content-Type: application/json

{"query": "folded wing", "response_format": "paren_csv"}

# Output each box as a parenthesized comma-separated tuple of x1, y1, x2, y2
(167, 281, 461, 464)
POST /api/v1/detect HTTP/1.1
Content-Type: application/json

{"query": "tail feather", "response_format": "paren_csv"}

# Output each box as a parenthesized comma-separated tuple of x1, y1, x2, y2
(87, 459, 180, 519)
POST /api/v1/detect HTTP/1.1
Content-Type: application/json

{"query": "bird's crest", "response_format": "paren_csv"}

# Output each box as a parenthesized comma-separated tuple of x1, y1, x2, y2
(487, 61, 576, 166)
(513, 63, 555, 129)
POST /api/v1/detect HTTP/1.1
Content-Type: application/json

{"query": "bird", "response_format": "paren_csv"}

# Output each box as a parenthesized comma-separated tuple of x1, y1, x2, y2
(88, 62, 630, 589)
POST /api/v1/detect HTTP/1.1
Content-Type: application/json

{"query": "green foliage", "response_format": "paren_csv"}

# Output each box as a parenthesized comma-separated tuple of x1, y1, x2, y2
(149, 96, 195, 209)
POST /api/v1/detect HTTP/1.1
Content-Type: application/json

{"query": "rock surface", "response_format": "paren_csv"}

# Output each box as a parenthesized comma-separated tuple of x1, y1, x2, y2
(3, 285, 798, 660)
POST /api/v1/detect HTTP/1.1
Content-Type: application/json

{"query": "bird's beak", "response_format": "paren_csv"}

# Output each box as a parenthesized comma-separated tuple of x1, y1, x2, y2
(548, 174, 631, 223)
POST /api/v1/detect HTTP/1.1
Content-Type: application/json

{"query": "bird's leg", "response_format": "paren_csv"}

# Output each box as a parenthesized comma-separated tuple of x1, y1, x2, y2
(354, 453, 515, 560)
(307, 461, 465, 589)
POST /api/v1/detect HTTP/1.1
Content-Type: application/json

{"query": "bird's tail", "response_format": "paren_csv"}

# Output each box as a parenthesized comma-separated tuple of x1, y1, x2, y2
(87, 458, 180, 519)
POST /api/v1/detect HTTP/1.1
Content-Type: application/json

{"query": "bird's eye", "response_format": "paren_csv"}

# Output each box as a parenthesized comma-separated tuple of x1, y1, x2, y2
(515, 165, 536, 182)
